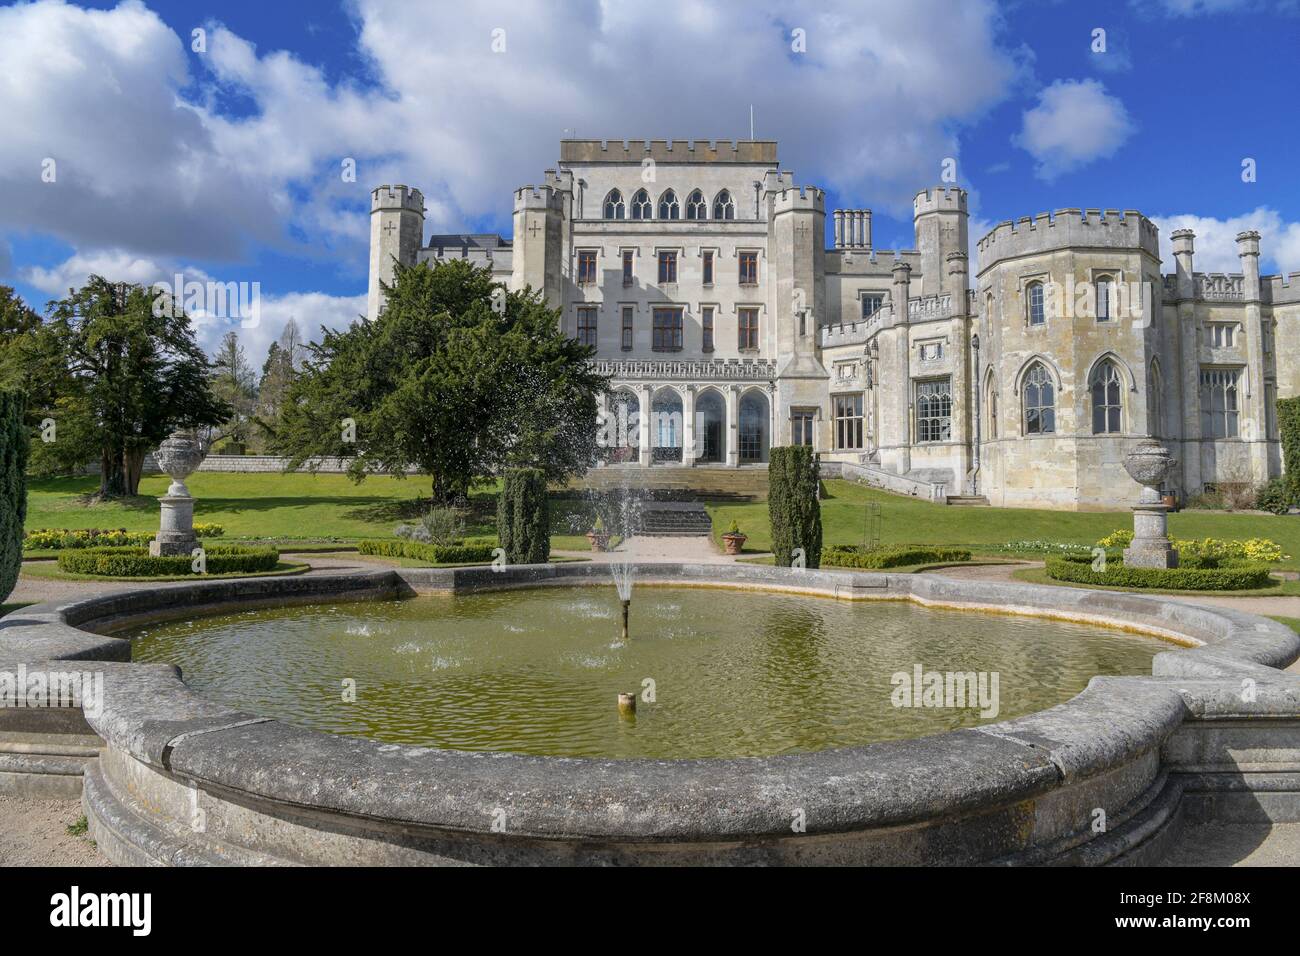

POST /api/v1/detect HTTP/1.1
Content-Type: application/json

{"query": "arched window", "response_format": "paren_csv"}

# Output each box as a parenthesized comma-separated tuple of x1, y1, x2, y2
(713, 190, 735, 220)
(1095, 275, 1114, 321)
(630, 189, 652, 220)
(1023, 362, 1055, 434)
(685, 189, 707, 220)
(603, 189, 624, 220)
(984, 372, 998, 439)
(657, 189, 680, 220)
(1090, 361, 1123, 434)
(1026, 281, 1045, 326)
(1148, 360, 1163, 437)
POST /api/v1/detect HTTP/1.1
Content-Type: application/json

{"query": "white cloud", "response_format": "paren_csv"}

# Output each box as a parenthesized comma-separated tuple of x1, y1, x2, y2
(1152, 208, 1300, 275)
(193, 291, 367, 371)
(1013, 79, 1135, 181)
(0, 0, 1021, 286)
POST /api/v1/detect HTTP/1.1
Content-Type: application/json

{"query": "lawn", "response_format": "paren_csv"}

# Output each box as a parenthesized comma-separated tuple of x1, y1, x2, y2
(708, 479, 1300, 569)
(24, 473, 611, 550)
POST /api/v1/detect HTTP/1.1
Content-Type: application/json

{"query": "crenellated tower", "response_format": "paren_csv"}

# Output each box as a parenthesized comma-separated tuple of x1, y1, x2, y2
(511, 169, 571, 308)
(367, 185, 425, 321)
(914, 187, 968, 297)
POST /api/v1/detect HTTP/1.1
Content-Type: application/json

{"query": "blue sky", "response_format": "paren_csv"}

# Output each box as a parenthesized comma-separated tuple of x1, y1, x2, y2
(1, 0, 1298, 365)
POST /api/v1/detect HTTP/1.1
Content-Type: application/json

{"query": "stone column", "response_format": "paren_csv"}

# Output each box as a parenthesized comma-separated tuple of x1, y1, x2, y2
(726, 385, 740, 468)
(682, 385, 697, 467)
(1171, 229, 1200, 495)
(1122, 439, 1179, 569)
(1237, 230, 1269, 483)
(638, 384, 653, 466)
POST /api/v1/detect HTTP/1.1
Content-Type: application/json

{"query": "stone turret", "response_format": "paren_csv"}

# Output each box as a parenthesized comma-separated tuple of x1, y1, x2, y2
(367, 185, 425, 321)
(772, 186, 827, 377)
(1171, 228, 1196, 299)
(511, 180, 568, 308)
(914, 187, 968, 297)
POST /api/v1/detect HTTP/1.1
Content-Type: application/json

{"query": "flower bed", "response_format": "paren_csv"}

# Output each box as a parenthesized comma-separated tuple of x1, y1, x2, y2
(25, 525, 225, 551)
(822, 545, 972, 570)
(56, 544, 276, 577)
(1044, 553, 1273, 591)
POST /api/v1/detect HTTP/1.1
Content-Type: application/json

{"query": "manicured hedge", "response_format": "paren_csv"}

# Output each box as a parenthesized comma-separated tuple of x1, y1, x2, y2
(1044, 555, 1272, 591)
(0, 389, 28, 603)
(498, 468, 549, 565)
(822, 545, 973, 569)
(768, 446, 822, 568)
(356, 539, 497, 564)
(1279, 396, 1300, 503)
(57, 545, 279, 577)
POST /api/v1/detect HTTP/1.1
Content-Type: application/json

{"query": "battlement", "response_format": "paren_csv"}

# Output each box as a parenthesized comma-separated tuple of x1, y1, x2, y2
(977, 208, 1160, 270)
(371, 184, 425, 214)
(1264, 272, 1300, 304)
(772, 186, 825, 214)
(914, 186, 968, 215)
(514, 184, 566, 212)
(560, 139, 778, 165)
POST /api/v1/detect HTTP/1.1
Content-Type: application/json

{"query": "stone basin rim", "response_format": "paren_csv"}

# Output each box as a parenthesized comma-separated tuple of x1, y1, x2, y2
(3, 562, 1298, 850)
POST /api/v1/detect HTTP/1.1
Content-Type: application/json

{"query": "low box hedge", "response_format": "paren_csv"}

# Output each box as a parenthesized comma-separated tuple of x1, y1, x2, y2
(57, 544, 278, 577)
(356, 539, 497, 564)
(822, 545, 973, 570)
(1044, 555, 1273, 591)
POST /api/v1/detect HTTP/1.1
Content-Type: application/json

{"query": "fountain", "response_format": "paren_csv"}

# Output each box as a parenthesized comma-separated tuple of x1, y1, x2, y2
(1122, 438, 1179, 569)
(148, 430, 206, 557)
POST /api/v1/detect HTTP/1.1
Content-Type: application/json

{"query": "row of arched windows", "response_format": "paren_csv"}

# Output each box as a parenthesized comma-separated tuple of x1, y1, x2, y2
(603, 188, 736, 221)
(1022, 275, 1119, 326)
(988, 358, 1159, 437)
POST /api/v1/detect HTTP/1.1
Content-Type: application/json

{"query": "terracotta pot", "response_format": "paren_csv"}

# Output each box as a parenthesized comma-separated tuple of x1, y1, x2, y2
(722, 532, 747, 556)
(587, 531, 611, 553)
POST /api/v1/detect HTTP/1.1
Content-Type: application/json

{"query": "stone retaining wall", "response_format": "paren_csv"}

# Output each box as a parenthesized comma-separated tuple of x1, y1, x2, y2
(1, 564, 1297, 865)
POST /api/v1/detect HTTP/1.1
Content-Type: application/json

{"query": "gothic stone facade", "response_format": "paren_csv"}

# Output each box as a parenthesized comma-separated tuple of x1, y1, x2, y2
(368, 139, 1300, 510)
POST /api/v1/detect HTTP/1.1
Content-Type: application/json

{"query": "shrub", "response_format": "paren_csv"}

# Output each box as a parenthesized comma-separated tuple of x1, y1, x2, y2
(1096, 529, 1133, 549)
(1279, 396, 1300, 503)
(768, 447, 822, 568)
(1044, 556, 1272, 591)
(498, 468, 549, 565)
(356, 539, 496, 564)
(57, 545, 279, 577)
(0, 389, 28, 603)
(193, 523, 225, 538)
(1256, 477, 1293, 515)
(822, 545, 972, 570)
(395, 506, 465, 545)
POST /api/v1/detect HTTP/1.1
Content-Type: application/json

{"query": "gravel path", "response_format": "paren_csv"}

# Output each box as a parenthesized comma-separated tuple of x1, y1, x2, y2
(0, 796, 108, 867)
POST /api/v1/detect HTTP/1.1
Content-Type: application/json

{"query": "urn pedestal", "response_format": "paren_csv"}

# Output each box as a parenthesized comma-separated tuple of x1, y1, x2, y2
(1122, 439, 1179, 570)
(149, 432, 206, 557)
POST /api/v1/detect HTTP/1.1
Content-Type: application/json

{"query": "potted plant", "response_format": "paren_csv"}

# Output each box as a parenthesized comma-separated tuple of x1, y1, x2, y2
(586, 514, 611, 552)
(722, 519, 747, 555)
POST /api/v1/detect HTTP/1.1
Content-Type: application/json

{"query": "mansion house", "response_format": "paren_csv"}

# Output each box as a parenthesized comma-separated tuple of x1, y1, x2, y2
(367, 139, 1299, 510)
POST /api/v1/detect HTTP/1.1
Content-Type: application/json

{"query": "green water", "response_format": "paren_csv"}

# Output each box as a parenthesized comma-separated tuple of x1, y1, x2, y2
(128, 586, 1166, 759)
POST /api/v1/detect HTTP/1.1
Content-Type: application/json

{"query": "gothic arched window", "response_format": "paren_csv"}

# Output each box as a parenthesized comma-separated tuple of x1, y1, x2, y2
(1148, 360, 1163, 437)
(630, 189, 652, 220)
(1026, 281, 1046, 326)
(713, 190, 735, 220)
(1095, 275, 1114, 321)
(1090, 361, 1123, 434)
(685, 189, 707, 220)
(1023, 362, 1056, 434)
(603, 189, 624, 220)
(658, 189, 680, 220)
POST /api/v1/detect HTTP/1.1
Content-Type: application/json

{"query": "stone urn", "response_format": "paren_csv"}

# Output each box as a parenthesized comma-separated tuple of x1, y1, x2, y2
(149, 430, 207, 557)
(1121, 438, 1179, 569)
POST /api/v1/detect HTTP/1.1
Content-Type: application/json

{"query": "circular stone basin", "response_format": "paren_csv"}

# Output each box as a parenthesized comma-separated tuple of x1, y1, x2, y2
(128, 586, 1169, 759)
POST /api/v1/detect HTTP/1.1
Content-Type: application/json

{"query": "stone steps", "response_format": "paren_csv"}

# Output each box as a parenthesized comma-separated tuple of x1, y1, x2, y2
(638, 505, 714, 536)
(565, 467, 769, 501)
(945, 495, 990, 507)
(0, 732, 102, 798)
